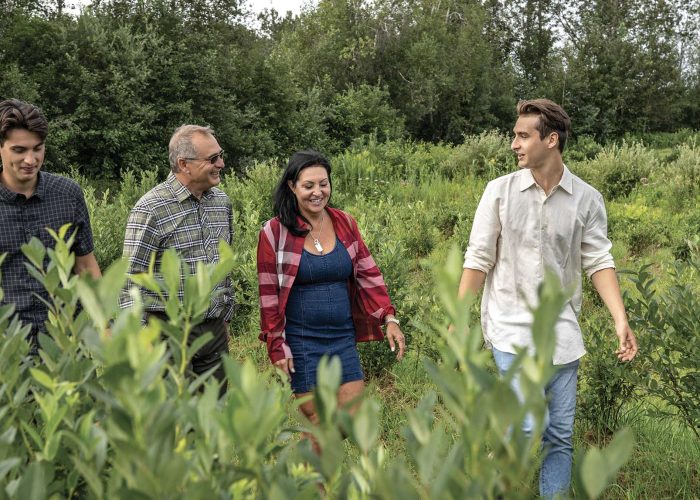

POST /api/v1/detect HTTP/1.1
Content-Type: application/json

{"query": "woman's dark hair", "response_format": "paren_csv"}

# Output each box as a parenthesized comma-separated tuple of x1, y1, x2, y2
(273, 150, 332, 236)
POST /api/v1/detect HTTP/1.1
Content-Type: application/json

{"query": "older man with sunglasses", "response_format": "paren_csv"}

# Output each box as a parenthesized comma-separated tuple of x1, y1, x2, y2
(120, 124, 233, 391)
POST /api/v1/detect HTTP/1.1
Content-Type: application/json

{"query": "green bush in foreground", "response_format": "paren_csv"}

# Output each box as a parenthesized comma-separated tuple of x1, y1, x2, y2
(0, 234, 633, 498)
(625, 240, 700, 443)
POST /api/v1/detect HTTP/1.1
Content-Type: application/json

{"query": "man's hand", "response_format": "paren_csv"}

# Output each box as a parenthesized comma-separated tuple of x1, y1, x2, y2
(615, 320, 638, 362)
(591, 268, 639, 362)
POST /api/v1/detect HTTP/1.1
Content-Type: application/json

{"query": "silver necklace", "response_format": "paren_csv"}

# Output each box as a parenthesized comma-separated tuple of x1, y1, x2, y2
(310, 213, 325, 253)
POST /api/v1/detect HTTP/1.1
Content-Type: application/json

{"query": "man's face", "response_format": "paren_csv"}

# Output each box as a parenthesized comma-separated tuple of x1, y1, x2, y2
(0, 128, 45, 189)
(183, 133, 225, 192)
(511, 114, 556, 170)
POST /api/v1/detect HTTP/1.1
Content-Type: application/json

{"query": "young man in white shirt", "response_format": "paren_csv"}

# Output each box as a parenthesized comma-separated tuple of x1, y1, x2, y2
(459, 98, 638, 497)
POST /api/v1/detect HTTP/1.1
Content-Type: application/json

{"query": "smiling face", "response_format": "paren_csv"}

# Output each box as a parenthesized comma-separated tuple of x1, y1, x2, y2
(288, 165, 331, 220)
(511, 114, 558, 170)
(0, 128, 45, 193)
(180, 132, 224, 194)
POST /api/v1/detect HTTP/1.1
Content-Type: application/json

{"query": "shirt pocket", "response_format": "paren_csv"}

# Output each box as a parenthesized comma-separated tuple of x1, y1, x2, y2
(205, 210, 231, 244)
(161, 211, 206, 260)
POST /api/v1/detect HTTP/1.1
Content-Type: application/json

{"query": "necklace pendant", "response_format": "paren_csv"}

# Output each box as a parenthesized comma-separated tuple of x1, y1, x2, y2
(313, 238, 324, 253)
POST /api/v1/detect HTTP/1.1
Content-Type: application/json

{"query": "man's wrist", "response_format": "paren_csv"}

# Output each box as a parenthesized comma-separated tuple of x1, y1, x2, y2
(613, 315, 629, 327)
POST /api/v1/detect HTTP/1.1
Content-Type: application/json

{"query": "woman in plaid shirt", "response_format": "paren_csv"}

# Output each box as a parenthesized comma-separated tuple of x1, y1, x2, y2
(257, 150, 405, 425)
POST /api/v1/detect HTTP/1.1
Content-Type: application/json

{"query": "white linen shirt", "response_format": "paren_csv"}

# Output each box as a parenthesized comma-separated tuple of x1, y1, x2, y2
(463, 165, 615, 364)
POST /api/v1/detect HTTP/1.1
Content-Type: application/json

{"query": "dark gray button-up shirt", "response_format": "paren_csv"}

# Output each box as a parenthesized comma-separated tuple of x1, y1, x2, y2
(0, 171, 94, 337)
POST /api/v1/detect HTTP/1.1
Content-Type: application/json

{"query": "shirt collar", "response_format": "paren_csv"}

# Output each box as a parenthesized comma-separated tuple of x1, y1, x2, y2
(167, 172, 191, 202)
(0, 179, 15, 201)
(34, 170, 48, 198)
(558, 165, 574, 194)
(518, 165, 573, 195)
(0, 170, 46, 200)
(166, 172, 213, 203)
(518, 169, 537, 191)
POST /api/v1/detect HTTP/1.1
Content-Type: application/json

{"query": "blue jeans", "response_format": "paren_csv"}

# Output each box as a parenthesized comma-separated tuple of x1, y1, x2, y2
(492, 347, 579, 498)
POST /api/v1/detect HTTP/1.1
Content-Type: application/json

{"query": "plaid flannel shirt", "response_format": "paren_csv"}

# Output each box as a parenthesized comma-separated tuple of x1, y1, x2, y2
(257, 207, 395, 363)
(120, 173, 234, 320)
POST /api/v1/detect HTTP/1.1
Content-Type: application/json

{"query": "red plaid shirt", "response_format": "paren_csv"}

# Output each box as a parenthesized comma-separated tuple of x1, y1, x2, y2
(257, 207, 396, 363)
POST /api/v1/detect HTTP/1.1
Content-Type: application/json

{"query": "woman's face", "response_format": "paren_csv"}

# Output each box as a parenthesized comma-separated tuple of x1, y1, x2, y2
(288, 165, 331, 219)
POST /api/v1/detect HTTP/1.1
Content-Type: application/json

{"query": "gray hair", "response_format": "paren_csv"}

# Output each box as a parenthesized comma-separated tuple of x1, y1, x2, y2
(168, 124, 215, 173)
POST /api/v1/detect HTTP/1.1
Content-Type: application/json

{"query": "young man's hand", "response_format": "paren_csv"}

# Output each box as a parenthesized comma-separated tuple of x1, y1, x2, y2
(615, 321, 638, 362)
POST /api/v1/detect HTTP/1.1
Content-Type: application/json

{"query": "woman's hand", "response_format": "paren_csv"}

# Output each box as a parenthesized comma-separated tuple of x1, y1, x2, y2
(274, 358, 295, 379)
(386, 323, 405, 360)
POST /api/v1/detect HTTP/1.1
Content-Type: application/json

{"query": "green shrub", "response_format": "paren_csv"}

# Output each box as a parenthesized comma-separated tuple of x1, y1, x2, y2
(652, 143, 700, 209)
(625, 252, 700, 442)
(573, 142, 658, 200)
(622, 129, 700, 150)
(453, 131, 514, 179)
(578, 313, 638, 436)
(607, 201, 672, 255)
(0, 238, 634, 498)
(566, 135, 604, 162)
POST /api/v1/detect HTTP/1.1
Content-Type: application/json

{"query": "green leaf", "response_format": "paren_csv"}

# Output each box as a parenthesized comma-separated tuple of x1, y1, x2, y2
(0, 458, 21, 482)
(44, 267, 60, 295)
(186, 332, 214, 361)
(581, 447, 607, 498)
(130, 272, 164, 294)
(75, 280, 107, 328)
(20, 237, 46, 270)
(601, 427, 635, 474)
(44, 431, 63, 461)
(71, 457, 104, 497)
(160, 249, 182, 297)
(352, 399, 379, 454)
(16, 461, 49, 500)
(581, 427, 635, 498)
(30, 368, 55, 391)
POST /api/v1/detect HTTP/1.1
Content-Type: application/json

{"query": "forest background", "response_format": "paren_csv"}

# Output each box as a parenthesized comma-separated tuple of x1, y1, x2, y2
(1, 0, 699, 498)
(1, 0, 700, 177)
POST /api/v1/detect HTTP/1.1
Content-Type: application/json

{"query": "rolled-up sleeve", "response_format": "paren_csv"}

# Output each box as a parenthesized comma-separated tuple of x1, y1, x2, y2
(256, 227, 293, 363)
(463, 183, 501, 273)
(581, 195, 615, 277)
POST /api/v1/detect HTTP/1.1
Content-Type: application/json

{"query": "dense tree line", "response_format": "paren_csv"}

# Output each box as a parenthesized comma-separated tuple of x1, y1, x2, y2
(1, 0, 698, 178)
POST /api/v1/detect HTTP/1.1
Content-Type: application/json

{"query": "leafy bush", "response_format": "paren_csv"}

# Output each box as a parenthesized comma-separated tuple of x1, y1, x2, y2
(624, 250, 700, 442)
(566, 135, 603, 162)
(453, 131, 514, 179)
(652, 142, 700, 209)
(622, 129, 700, 150)
(573, 142, 658, 200)
(0, 237, 634, 498)
(607, 201, 674, 256)
(578, 313, 638, 436)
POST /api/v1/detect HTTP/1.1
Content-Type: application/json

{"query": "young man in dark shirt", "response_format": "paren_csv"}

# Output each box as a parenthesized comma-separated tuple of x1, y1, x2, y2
(0, 98, 101, 353)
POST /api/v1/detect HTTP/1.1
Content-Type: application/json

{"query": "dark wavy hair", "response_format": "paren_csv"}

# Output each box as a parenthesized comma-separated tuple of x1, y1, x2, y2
(0, 99, 48, 146)
(273, 150, 332, 236)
